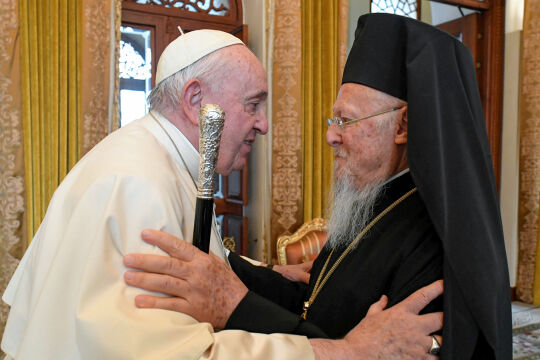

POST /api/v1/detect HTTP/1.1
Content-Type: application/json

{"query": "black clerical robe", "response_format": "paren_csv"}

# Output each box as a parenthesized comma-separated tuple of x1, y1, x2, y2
(225, 172, 443, 339)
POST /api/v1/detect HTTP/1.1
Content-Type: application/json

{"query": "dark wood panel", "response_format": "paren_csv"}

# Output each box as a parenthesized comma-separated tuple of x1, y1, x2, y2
(215, 198, 242, 216)
(121, 11, 167, 87)
(122, 0, 243, 26)
(479, 0, 505, 188)
(431, 0, 490, 10)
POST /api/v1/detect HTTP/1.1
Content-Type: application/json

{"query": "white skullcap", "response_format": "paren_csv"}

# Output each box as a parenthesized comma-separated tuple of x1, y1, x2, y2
(155, 29, 244, 86)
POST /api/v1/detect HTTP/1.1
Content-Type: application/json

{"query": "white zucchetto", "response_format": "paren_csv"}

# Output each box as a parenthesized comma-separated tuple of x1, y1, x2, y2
(155, 29, 244, 85)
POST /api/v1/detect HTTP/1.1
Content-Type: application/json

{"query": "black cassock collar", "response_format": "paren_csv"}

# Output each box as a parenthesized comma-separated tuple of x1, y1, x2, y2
(343, 13, 511, 359)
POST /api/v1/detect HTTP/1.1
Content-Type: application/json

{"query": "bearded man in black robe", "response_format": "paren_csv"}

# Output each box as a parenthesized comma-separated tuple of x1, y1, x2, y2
(123, 13, 511, 359)
(223, 82, 444, 338)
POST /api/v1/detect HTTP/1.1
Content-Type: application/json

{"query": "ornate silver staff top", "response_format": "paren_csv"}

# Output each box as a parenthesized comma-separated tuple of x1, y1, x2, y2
(197, 104, 225, 199)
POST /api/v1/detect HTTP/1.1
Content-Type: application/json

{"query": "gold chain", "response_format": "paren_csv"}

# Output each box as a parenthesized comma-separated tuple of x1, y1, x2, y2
(301, 187, 418, 320)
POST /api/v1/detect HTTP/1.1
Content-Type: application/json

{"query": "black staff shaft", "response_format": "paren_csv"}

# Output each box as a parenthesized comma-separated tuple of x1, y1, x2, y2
(192, 198, 214, 253)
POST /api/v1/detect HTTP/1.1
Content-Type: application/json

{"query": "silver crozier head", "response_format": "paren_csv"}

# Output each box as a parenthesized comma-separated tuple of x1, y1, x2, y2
(197, 104, 225, 199)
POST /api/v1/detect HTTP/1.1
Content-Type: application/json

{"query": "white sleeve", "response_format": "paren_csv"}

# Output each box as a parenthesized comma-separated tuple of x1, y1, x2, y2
(206, 331, 314, 360)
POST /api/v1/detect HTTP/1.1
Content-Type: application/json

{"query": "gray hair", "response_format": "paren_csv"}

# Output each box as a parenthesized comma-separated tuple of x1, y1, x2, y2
(373, 92, 407, 132)
(147, 47, 235, 114)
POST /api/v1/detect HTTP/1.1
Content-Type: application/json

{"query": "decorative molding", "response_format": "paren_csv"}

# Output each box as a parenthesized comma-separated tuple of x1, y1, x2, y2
(112, 0, 122, 132)
(517, 0, 540, 304)
(0, 0, 25, 340)
(430, 0, 490, 10)
(82, 0, 114, 155)
(124, 0, 229, 15)
(370, 0, 419, 19)
(122, 0, 242, 27)
(262, 0, 275, 265)
(119, 41, 151, 80)
(270, 0, 303, 259)
(223, 236, 236, 252)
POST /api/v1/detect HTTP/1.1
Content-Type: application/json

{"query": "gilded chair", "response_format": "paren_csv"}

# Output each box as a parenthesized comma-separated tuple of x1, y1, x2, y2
(276, 218, 328, 265)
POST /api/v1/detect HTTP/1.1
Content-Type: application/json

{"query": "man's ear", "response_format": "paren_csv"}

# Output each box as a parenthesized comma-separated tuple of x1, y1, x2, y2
(181, 79, 203, 127)
(394, 106, 408, 145)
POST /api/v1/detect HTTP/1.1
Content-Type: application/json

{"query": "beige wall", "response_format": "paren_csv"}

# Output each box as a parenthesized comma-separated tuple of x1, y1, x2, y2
(501, 0, 524, 286)
(347, 1, 370, 51)
(243, 0, 272, 261)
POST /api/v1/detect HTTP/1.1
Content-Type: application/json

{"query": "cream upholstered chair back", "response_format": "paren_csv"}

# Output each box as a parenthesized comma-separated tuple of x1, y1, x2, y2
(276, 218, 328, 265)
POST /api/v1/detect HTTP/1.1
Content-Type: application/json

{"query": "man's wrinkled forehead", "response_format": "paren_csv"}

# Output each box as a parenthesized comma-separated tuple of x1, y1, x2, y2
(224, 48, 268, 99)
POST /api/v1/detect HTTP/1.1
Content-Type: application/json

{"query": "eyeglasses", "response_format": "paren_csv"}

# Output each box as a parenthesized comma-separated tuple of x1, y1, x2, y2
(326, 106, 404, 131)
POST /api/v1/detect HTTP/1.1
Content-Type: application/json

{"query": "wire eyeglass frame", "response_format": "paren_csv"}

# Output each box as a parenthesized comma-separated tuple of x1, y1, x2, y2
(326, 106, 404, 131)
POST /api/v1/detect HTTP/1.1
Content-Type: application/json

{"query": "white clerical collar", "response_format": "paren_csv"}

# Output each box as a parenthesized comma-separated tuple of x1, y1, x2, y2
(148, 111, 200, 183)
(382, 168, 410, 186)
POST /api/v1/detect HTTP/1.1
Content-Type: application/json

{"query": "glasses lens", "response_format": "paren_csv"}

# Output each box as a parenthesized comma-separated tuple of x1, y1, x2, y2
(327, 118, 345, 130)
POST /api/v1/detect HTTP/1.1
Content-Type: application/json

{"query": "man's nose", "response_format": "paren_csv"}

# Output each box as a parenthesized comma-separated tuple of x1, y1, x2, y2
(254, 110, 269, 135)
(326, 125, 343, 147)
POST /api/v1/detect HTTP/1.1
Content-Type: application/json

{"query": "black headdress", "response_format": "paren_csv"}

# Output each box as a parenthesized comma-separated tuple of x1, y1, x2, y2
(343, 13, 511, 359)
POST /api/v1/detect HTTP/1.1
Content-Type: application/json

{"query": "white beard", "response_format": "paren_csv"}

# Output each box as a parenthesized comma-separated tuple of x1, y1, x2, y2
(326, 167, 386, 249)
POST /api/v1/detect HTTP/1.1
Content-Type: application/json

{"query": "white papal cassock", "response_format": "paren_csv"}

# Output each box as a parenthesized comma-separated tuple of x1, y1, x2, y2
(1, 111, 314, 359)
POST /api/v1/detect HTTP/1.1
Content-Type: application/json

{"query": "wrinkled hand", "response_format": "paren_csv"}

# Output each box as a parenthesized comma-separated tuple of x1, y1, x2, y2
(311, 280, 443, 360)
(123, 229, 248, 330)
(272, 261, 313, 283)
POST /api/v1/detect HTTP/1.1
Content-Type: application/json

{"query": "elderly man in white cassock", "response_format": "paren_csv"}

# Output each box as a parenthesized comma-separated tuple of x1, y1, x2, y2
(2, 29, 442, 359)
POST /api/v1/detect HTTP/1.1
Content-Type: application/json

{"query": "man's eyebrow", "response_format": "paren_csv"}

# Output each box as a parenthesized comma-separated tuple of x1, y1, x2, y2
(245, 91, 268, 101)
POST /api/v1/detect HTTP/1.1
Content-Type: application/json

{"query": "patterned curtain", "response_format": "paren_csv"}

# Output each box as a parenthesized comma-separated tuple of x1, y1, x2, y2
(270, 0, 348, 260)
(0, 0, 121, 341)
(517, 0, 540, 304)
